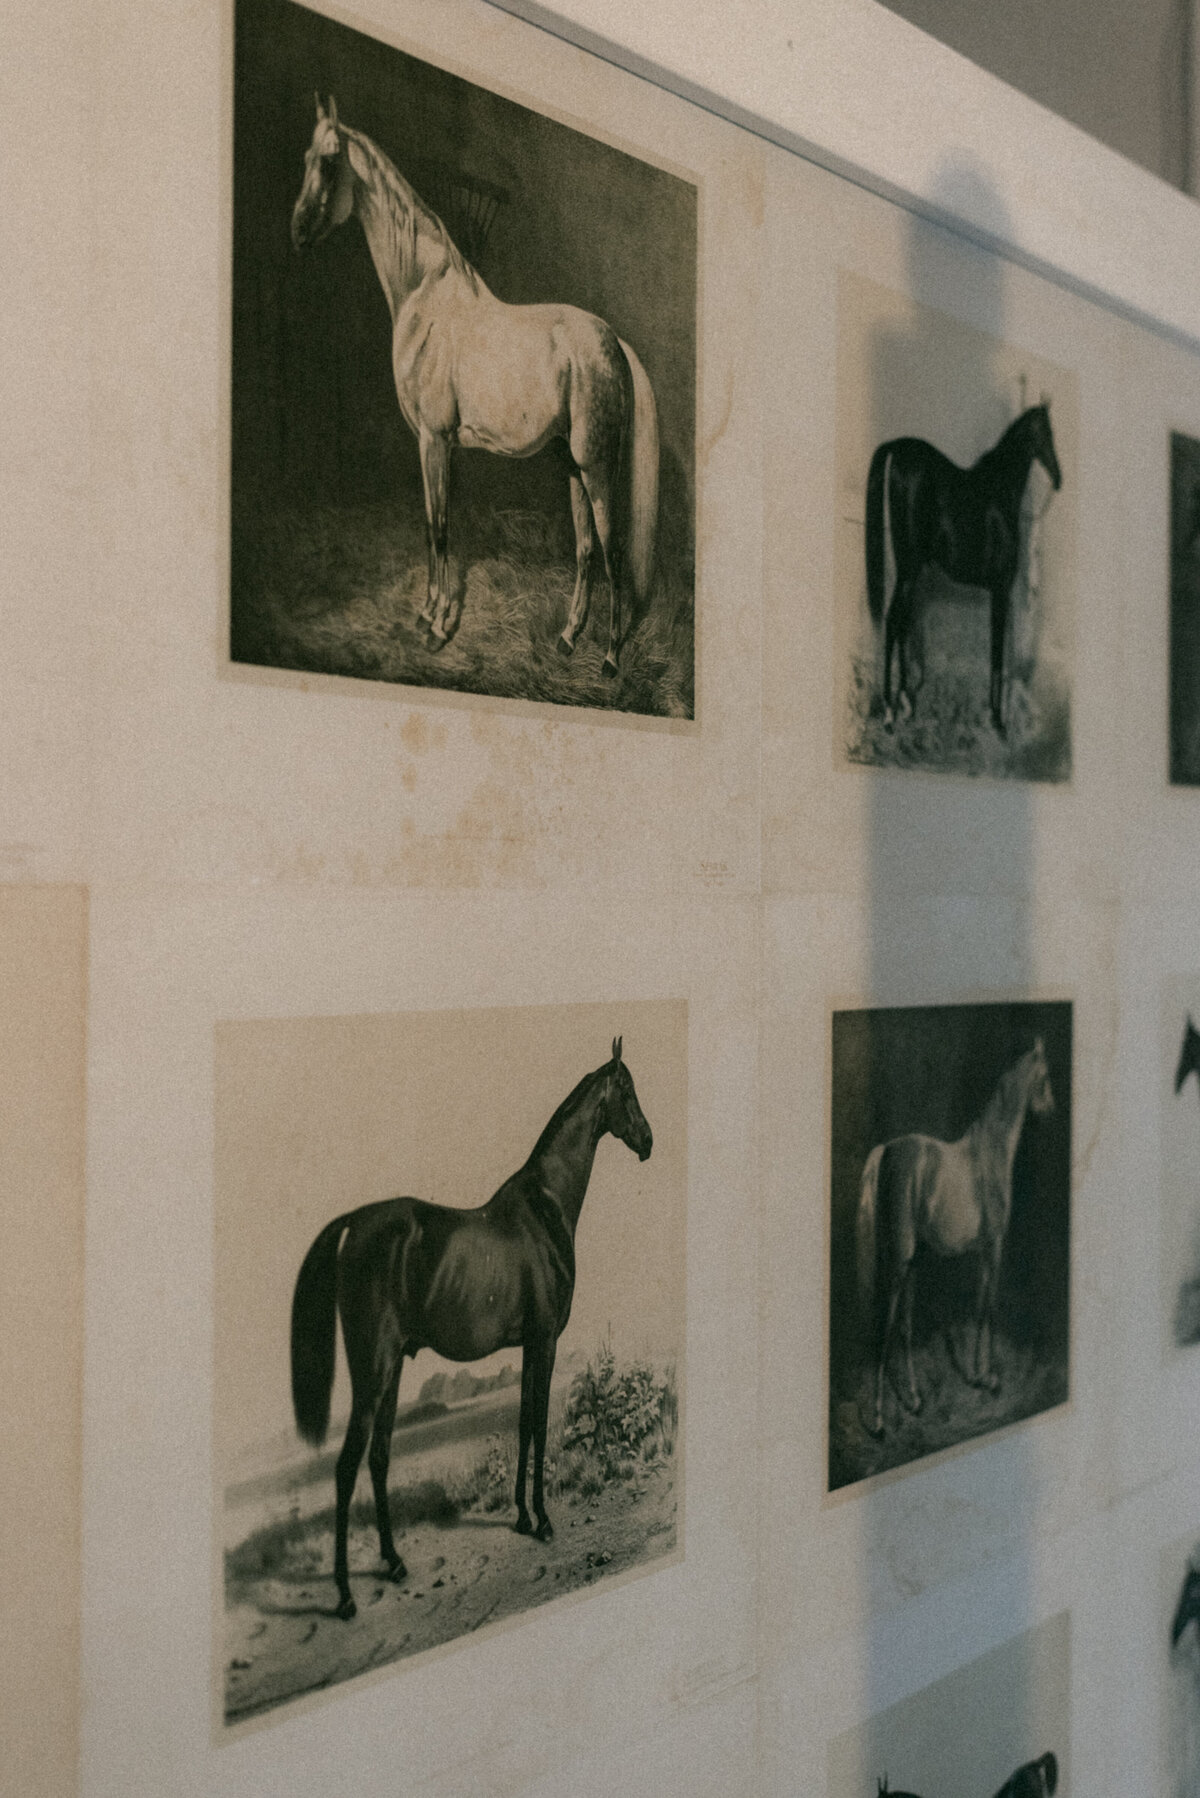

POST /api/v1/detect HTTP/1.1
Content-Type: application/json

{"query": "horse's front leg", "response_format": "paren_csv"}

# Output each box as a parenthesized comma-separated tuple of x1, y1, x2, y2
(513, 1347, 538, 1535)
(418, 428, 454, 647)
(899, 1266, 921, 1413)
(558, 472, 594, 657)
(530, 1339, 557, 1541)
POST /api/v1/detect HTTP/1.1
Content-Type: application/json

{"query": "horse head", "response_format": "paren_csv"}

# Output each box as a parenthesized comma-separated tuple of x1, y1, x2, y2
(992, 1753, 1058, 1798)
(1030, 400, 1062, 492)
(1175, 1014, 1200, 1095)
(1027, 1036, 1055, 1117)
(602, 1037, 653, 1162)
(291, 94, 355, 251)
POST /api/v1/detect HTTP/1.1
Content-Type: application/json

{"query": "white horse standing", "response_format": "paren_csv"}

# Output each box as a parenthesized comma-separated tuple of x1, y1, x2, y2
(290, 96, 659, 674)
(857, 1039, 1055, 1436)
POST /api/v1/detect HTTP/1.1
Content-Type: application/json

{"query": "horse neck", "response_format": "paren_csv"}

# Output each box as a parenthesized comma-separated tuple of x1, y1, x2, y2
(343, 129, 477, 322)
(524, 1071, 609, 1235)
(972, 1056, 1036, 1171)
(976, 415, 1040, 501)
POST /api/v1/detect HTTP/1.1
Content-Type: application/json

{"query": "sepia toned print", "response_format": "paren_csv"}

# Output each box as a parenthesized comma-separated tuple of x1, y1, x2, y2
(835, 270, 1076, 780)
(230, 0, 697, 718)
(215, 999, 686, 1726)
(829, 1001, 1072, 1491)
(828, 1613, 1069, 1798)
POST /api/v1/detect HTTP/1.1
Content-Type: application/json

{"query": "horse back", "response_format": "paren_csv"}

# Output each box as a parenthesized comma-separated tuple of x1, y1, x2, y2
(879, 1133, 980, 1258)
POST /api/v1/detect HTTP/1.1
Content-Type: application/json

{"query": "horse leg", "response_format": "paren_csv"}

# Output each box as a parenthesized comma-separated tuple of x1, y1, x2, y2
(418, 428, 454, 647)
(899, 1265, 921, 1413)
(530, 1339, 557, 1541)
(579, 465, 622, 678)
(367, 1358, 407, 1583)
(870, 1279, 904, 1436)
(972, 1252, 1002, 1392)
(513, 1347, 537, 1535)
(558, 471, 594, 657)
(333, 1400, 371, 1619)
(989, 584, 1009, 736)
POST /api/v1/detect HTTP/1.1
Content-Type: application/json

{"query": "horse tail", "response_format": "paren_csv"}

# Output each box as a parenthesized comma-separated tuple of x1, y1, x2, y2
(619, 339, 659, 605)
(291, 1211, 352, 1447)
(865, 443, 891, 625)
(857, 1143, 884, 1325)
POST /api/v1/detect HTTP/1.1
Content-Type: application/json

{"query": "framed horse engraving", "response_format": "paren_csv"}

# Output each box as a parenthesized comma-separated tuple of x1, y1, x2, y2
(229, 0, 697, 720)
(828, 998, 1072, 1491)
(827, 1613, 1069, 1798)
(835, 270, 1077, 781)
(215, 998, 686, 1727)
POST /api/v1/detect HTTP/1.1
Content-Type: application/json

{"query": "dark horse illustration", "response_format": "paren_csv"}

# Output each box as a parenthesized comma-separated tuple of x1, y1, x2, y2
(1176, 1014, 1200, 1097)
(1172, 1561, 1200, 1648)
(865, 404, 1061, 735)
(290, 1039, 652, 1620)
(290, 96, 659, 674)
(857, 1040, 1055, 1437)
(876, 1755, 1057, 1798)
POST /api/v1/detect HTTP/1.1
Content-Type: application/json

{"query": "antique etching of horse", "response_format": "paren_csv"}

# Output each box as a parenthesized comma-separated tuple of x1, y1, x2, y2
(857, 1040, 1055, 1437)
(290, 1039, 652, 1620)
(865, 405, 1061, 734)
(290, 97, 659, 675)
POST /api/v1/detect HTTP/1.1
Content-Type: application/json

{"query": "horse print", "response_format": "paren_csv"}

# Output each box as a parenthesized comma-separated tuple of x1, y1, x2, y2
(866, 407, 1061, 736)
(230, 0, 696, 718)
(215, 999, 686, 1726)
(828, 1614, 1070, 1798)
(829, 1001, 1071, 1491)
(1164, 1536, 1200, 1797)
(876, 1757, 1058, 1798)
(836, 268, 1075, 780)
(1170, 432, 1200, 783)
(1164, 998, 1200, 1347)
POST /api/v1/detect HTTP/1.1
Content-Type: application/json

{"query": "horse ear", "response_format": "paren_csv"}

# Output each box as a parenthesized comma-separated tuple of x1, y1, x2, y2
(1040, 390, 1051, 409)
(1034, 1035, 1044, 1055)
(612, 1036, 622, 1063)
(328, 94, 339, 129)
(315, 92, 325, 120)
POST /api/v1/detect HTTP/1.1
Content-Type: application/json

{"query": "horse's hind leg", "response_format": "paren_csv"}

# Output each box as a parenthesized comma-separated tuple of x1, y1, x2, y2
(418, 428, 455, 647)
(514, 1347, 537, 1534)
(989, 585, 1009, 735)
(558, 472, 594, 657)
(368, 1358, 407, 1583)
(579, 465, 622, 679)
(333, 1402, 371, 1619)
(899, 1266, 921, 1413)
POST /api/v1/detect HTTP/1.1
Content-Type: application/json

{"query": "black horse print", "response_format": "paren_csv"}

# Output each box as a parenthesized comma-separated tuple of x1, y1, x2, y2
(290, 1038, 652, 1620)
(866, 405, 1061, 735)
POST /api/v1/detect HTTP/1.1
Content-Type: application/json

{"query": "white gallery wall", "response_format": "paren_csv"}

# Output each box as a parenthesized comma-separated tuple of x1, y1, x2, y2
(7, 0, 1200, 1794)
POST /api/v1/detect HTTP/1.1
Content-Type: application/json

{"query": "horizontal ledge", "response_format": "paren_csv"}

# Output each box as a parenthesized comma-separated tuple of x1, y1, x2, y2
(492, 0, 1200, 349)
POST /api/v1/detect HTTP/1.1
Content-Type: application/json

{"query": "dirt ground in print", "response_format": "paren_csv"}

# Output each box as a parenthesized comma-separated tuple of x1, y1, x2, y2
(215, 999, 686, 1726)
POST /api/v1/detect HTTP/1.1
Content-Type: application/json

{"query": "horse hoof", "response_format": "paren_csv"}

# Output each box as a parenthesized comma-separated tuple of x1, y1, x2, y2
(336, 1596, 357, 1622)
(534, 1518, 554, 1542)
(514, 1514, 534, 1537)
(557, 633, 574, 658)
(602, 656, 618, 680)
(427, 630, 449, 654)
(387, 1559, 408, 1584)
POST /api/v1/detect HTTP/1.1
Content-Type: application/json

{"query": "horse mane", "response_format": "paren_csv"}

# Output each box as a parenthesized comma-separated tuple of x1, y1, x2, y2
(974, 1045, 1041, 1146)
(528, 1057, 612, 1162)
(342, 125, 481, 294)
